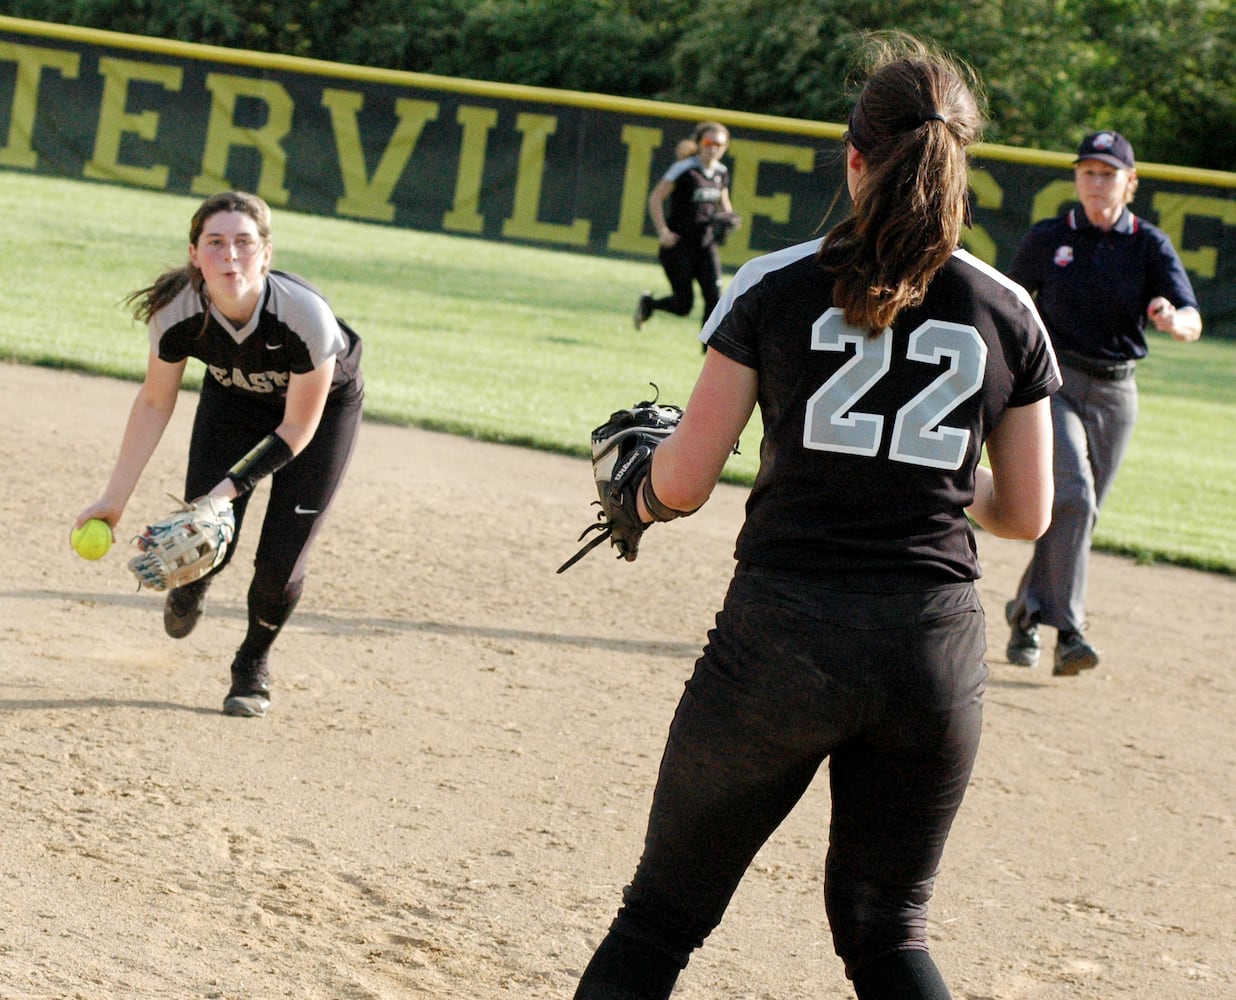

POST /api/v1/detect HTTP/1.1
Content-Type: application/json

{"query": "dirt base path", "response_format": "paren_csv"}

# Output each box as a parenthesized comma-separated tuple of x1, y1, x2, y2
(2, 361, 1233, 998)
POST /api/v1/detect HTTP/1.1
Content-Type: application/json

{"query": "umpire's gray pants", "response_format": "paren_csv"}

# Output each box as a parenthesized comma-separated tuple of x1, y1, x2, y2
(1009, 362, 1138, 635)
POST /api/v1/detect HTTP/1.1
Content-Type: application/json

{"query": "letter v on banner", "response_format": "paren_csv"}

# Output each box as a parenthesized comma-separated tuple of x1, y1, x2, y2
(323, 89, 440, 223)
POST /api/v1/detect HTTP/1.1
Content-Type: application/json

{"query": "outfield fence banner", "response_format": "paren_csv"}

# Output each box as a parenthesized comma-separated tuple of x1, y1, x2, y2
(4, 15, 1235, 338)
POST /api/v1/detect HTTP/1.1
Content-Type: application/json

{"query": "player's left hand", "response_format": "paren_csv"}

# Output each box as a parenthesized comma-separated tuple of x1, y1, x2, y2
(128, 494, 235, 591)
(557, 388, 684, 572)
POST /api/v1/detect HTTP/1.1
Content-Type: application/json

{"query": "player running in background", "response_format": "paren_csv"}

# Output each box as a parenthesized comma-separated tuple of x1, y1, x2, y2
(1003, 130, 1202, 676)
(632, 121, 737, 332)
(572, 33, 1059, 1000)
(73, 191, 364, 718)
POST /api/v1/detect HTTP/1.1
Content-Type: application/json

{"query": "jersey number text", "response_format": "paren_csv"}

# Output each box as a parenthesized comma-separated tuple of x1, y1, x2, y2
(803, 309, 987, 470)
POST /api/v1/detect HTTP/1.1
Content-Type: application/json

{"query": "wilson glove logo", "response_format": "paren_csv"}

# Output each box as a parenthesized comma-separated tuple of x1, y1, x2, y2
(610, 447, 651, 497)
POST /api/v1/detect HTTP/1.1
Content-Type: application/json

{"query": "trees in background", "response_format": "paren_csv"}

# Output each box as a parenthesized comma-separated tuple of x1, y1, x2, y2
(3, 0, 1233, 169)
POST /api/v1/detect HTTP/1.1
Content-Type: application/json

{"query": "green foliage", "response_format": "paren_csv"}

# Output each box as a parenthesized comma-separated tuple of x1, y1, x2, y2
(438, 0, 666, 96)
(1068, 0, 1236, 167)
(670, 1, 850, 123)
(971, 15, 1097, 151)
(330, 0, 470, 73)
(665, 1, 1006, 130)
(22, 0, 280, 54)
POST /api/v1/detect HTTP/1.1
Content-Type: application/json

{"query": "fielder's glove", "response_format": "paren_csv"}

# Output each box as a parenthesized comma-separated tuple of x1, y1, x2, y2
(557, 387, 684, 573)
(709, 211, 742, 246)
(128, 495, 235, 591)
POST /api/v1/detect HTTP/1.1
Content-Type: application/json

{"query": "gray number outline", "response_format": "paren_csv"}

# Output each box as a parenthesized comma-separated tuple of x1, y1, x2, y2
(803, 309, 986, 470)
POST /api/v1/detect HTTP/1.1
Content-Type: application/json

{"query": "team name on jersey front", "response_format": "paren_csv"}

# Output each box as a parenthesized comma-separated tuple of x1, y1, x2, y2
(207, 365, 291, 393)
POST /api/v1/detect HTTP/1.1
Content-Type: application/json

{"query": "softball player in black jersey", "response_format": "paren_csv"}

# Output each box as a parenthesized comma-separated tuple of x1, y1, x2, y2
(633, 121, 735, 331)
(74, 192, 363, 718)
(573, 36, 1059, 1000)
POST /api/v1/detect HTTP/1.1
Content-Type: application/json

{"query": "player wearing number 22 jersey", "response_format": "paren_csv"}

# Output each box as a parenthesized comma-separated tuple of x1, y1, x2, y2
(705, 239, 1060, 586)
(571, 40, 1060, 1000)
(572, 233, 1061, 1000)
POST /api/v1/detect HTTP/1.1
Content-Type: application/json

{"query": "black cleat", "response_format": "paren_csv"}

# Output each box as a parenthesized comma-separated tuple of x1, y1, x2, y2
(1005, 600, 1040, 667)
(222, 653, 271, 717)
(164, 580, 211, 639)
(633, 292, 653, 330)
(1053, 631, 1099, 676)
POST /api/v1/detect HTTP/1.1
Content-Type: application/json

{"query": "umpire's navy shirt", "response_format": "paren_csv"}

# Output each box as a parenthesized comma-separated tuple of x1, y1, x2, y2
(1008, 207, 1197, 362)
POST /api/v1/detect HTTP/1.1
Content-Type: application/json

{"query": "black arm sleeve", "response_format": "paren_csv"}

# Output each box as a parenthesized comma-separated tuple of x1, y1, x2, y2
(225, 433, 294, 496)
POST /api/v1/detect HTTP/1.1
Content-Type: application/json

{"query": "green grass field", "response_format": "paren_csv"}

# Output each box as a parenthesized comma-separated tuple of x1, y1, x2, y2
(4, 172, 1234, 574)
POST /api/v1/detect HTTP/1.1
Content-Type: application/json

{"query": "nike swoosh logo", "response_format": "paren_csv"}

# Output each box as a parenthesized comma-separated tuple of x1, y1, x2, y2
(294, 504, 319, 515)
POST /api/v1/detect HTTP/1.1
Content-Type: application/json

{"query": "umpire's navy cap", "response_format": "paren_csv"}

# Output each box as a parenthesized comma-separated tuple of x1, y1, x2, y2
(1075, 131, 1135, 169)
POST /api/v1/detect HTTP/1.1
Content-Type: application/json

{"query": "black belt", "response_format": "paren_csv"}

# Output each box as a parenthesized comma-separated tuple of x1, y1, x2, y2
(1059, 350, 1136, 381)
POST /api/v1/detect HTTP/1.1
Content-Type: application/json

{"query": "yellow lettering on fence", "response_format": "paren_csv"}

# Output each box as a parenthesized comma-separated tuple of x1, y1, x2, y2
(0, 41, 80, 169)
(723, 139, 814, 264)
(1030, 179, 1077, 224)
(84, 57, 182, 189)
(444, 106, 499, 234)
(190, 72, 293, 204)
(606, 125, 663, 255)
(962, 168, 1004, 266)
(1150, 193, 1236, 280)
(502, 112, 590, 246)
(323, 89, 439, 223)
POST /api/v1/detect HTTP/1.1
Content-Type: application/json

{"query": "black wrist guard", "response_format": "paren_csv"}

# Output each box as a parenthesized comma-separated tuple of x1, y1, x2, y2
(226, 433, 294, 495)
(641, 475, 698, 523)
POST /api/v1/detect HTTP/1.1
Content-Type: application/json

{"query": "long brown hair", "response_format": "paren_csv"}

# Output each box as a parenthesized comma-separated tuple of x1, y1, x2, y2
(818, 33, 984, 333)
(126, 191, 273, 324)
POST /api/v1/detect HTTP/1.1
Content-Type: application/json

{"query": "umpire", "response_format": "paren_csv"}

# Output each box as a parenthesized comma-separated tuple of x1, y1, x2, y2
(1004, 131, 1202, 676)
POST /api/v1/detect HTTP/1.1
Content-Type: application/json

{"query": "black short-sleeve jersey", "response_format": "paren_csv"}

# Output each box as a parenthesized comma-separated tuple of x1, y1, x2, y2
(661, 156, 729, 245)
(150, 270, 363, 414)
(702, 240, 1060, 587)
(1008, 208, 1198, 362)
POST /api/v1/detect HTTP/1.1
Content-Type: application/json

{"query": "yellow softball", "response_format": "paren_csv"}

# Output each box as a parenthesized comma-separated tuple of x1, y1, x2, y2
(71, 518, 113, 561)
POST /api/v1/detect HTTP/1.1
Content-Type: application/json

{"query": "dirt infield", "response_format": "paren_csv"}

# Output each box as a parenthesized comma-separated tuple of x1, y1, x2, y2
(2, 361, 1233, 999)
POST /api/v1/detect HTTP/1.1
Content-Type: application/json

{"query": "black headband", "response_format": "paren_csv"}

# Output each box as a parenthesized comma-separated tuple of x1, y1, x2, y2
(847, 104, 875, 154)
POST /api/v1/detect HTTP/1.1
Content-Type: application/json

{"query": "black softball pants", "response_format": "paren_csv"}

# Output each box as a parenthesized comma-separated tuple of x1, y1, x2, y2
(574, 567, 987, 999)
(183, 376, 363, 658)
(653, 240, 723, 325)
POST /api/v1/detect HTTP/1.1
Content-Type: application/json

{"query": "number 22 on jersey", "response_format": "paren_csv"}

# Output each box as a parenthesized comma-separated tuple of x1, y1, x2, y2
(803, 308, 987, 471)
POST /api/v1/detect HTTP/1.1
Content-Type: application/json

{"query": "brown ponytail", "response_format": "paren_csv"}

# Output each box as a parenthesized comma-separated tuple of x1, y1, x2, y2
(818, 33, 984, 333)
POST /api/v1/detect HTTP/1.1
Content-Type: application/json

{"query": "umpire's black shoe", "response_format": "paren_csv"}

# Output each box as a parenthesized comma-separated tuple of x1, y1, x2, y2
(223, 654, 271, 718)
(1005, 600, 1040, 667)
(164, 579, 211, 639)
(1053, 631, 1099, 676)
(633, 292, 653, 330)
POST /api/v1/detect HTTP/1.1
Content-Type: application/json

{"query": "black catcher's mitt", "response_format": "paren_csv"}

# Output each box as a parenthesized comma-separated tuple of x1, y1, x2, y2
(709, 211, 742, 246)
(557, 387, 684, 573)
